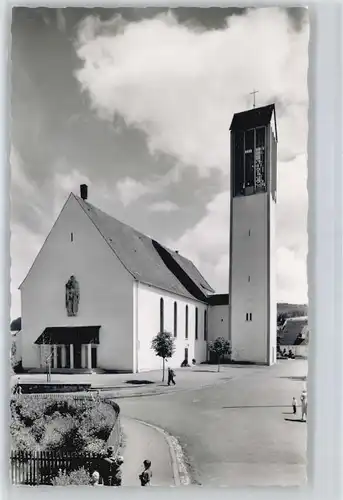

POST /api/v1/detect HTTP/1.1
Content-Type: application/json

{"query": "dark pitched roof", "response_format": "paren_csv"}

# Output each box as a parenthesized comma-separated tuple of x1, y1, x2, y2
(74, 195, 213, 301)
(278, 316, 308, 346)
(166, 250, 215, 294)
(207, 294, 229, 306)
(230, 103, 277, 140)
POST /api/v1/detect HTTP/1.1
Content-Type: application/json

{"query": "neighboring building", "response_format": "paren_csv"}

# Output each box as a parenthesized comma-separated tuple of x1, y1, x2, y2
(278, 316, 309, 358)
(19, 185, 229, 373)
(229, 104, 278, 365)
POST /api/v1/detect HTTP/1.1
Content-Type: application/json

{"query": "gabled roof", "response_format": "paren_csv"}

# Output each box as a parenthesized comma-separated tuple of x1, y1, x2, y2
(230, 103, 278, 141)
(278, 316, 308, 346)
(74, 195, 213, 301)
(166, 249, 215, 294)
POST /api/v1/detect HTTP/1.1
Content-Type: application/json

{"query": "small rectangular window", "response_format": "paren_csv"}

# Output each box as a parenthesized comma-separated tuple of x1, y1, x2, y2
(249, 313, 252, 321)
(248, 275, 251, 282)
(248, 229, 251, 236)
(246, 313, 249, 321)
(71, 232, 74, 242)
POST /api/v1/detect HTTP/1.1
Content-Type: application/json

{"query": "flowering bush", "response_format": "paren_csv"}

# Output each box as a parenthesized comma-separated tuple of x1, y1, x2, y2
(51, 467, 92, 486)
(10, 396, 118, 454)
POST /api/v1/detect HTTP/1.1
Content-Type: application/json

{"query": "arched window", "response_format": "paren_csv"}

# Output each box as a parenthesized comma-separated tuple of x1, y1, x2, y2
(173, 302, 178, 337)
(204, 310, 208, 341)
(195, 307, 198, 340)
(185, 305, 189, 339)
(160, 298, 164, 332)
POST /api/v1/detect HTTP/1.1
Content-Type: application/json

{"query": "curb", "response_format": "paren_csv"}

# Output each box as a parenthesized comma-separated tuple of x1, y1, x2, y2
(126, 416, 191, 486)
(96, 377, 236, 399)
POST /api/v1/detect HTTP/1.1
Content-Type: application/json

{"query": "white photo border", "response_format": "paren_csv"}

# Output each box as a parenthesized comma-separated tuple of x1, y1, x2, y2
(2, 2, 342, 500)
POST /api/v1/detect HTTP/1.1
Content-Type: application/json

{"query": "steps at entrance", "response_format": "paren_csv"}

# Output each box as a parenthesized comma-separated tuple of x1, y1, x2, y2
(27, 368, 106, 374)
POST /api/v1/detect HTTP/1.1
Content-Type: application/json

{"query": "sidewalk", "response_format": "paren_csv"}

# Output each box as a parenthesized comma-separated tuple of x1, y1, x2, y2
(120, 416, 175, 487)
(11, 364, 270, 399)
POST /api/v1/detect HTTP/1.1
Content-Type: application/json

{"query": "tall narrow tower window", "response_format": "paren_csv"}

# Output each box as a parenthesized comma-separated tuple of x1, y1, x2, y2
(185, 305, 189, 339)
(70, 232, 74, 242)
(160, 298, 164, 333)
(244, 129, 255, 190)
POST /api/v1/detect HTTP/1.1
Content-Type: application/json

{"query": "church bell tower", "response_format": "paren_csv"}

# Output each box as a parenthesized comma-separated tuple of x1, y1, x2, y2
(229, 104, 278, 365)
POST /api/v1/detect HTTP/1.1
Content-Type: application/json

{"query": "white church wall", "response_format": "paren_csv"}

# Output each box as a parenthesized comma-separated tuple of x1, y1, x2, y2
(208, 305, 229, 342)
(20, 194, 134, 372)
(230, 193, 270, 364)
(136, 283, 208, 372)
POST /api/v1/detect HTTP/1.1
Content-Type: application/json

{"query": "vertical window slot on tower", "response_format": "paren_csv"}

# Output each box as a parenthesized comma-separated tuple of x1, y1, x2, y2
(71, 232, 74, 242)
(248, 275, 251, 282)
(248, 229, 251, 236)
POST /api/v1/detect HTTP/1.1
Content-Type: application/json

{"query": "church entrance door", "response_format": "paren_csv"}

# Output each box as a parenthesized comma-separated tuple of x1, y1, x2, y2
(91, 347, 97, 369)
(184, 348, 189, 364)
(74, 344, 82, 369)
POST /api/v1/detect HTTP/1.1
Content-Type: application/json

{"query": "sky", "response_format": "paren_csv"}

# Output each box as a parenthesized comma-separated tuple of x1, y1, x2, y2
(10, 7, 309, 321)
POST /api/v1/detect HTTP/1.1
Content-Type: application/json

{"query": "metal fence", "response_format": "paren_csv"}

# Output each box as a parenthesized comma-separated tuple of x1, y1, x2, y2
(10, 394, 121, 485)
(10, 450, 105, 485)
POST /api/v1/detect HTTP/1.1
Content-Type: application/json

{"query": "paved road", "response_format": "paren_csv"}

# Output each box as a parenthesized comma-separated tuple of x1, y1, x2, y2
(121, 417, 174, 487)
(118, 360, 308, 487)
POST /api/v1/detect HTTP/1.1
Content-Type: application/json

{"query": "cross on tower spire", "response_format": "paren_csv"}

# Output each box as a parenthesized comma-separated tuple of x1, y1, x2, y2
(250, 89, 259, 108)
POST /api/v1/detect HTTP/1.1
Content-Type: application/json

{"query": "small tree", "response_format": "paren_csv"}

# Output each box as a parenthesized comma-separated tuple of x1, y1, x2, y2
(208, 337, 232, 372)
(151, 331, 175, 382)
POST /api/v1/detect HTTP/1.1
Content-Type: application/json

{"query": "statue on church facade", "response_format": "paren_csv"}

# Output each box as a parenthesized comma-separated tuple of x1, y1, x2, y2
(65, 275, 80, 316)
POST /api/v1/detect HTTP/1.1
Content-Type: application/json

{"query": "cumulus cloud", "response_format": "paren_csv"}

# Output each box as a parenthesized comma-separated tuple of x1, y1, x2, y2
(74, 8, 309, 303)
(116, 177, 151, 207)
(115, 164, 182, 206)
(149, 201, 179, 213)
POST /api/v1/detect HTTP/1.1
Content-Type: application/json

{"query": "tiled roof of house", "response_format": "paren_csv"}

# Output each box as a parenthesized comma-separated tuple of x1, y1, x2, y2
(278, 316, 308, 346)
(75, 195, 213, 302)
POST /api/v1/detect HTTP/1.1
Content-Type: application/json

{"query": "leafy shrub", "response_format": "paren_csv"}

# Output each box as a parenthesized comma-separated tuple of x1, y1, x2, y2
(51, 467, 92, 486)
(11, 396, 118, 454)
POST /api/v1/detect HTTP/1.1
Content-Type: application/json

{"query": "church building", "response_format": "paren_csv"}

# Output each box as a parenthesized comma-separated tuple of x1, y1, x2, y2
(18, 103, 278, 373)
(19, 185, 229, 373)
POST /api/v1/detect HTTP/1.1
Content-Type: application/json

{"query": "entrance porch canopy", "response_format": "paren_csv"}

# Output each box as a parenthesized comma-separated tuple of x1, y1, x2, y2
(34, 326, 100, 345)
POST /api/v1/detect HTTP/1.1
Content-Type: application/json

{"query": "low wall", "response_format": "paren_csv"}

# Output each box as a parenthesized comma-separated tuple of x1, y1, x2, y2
(18, 384, 91, 394)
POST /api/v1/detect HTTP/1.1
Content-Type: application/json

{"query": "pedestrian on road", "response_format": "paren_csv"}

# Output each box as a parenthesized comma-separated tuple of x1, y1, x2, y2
(139, 459, 152, 486)
(167, 367, 176, 386)
(101, 447, 123, 486)
(292, 397, 297, 415)
(300, 390, 307, 421)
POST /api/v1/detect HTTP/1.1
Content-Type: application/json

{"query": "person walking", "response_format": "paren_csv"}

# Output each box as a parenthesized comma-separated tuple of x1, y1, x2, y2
(300, 390, 307, 421)
(139, 459, 152, 486)
(167, 367, 176, 386)
(292, 397, 297, 415)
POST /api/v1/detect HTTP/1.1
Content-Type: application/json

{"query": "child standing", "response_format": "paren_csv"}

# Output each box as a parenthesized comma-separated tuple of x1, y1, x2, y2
(139, 460, 152, 486)
(292, 397, 297, 415)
